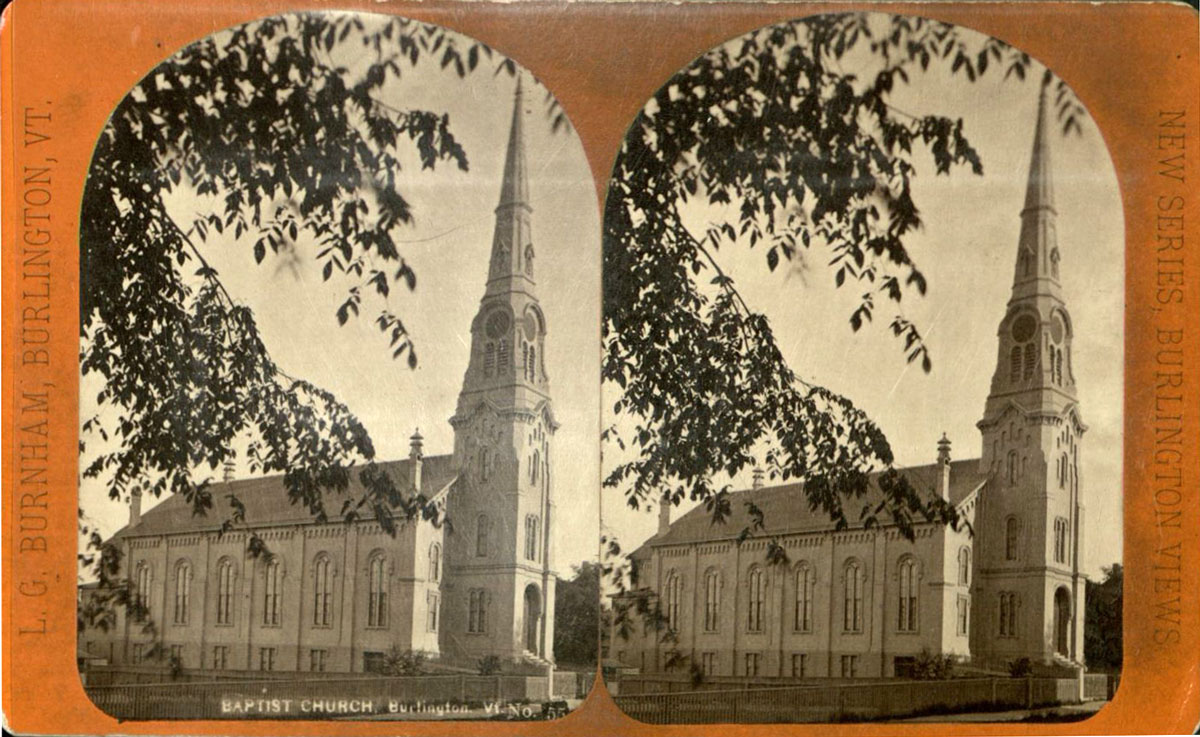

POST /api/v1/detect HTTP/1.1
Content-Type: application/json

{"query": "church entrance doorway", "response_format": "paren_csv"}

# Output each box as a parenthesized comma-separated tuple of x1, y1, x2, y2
(524, 584, 541, 656)
(1054, 587, 1071, 657)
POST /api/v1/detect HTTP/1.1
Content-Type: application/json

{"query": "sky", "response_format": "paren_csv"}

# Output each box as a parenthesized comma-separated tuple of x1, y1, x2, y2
(79, 19, 602, 575)
(601, 16, 1125, 580)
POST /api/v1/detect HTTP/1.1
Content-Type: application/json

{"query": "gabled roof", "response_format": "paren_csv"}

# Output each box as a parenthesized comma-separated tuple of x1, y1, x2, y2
(641, 458, 987, 550)
(113, 455, 457, 539)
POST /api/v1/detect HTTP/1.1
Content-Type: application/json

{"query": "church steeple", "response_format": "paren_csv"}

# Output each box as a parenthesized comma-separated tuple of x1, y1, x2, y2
(487, 75, 536, 295)
(1011, 83, 1063, 302)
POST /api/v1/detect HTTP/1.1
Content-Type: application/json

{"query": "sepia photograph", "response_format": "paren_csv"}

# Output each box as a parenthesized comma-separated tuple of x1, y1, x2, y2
(75, 10, 601, 721)
(599, 13, 1124, 724)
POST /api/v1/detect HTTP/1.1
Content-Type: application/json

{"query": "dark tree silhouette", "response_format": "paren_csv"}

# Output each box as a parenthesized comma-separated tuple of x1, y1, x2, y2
(1085, 563, 1122, 672)
(554, 562, 603, 667)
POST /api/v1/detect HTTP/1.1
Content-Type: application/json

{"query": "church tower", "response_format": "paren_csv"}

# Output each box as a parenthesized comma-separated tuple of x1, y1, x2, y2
(442, 76, 558, 665)
(972, 84, 1087, 669)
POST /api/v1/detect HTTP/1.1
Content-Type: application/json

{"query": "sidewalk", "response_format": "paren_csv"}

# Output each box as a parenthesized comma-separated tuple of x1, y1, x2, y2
(898, 700, 1108, 723)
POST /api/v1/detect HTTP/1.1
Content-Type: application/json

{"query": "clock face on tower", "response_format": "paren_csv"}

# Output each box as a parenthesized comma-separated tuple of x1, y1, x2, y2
(485, 310, 511, 339)
(1011, 314, 1037, 343)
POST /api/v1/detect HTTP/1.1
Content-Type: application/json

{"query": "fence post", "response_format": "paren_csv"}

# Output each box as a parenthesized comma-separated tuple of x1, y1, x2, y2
(1025, 676, 1033, 709)
(991, 678, 997, 705)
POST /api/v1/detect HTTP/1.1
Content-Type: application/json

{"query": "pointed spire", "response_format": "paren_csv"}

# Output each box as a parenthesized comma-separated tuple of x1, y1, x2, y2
(498, 74, 530, 210)
(486, 73, 535, 291)
(1011, 83, 1062, 298)
(1022, 83, 1055, 215)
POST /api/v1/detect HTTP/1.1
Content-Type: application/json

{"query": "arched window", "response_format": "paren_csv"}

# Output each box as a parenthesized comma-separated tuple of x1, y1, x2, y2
(484, 343, 496, 377)
(173, 561, 190, 625)
(530, 450, 540, 485)
(497, 339, 509, 372)
(1006, 450, 1019, 483)
(524, 515, 539, 561)
(999, 592, 1018, 636)
(134, 563, 151, 619)
(897, 558, 917, 632)
(262, 558, 281, 626)
(1050, 248, 1060, 278)
(794, 564, 814, 632)
(476, 514, 490, 557)
(1055, 349, 1063, 385)
(468, 589, 488, 633)
(216, 559, 234, 625)
(957, 547, 971, 585)
(429, 543, 441, 582)
(525, 244, 535, 277)
(367, 555, 388, 628)
(843, 561, 863, 632)
(528, 345, 536, 381)
(478, 447, 490, 482)
(703, 569, 720, 632)
(664, 571, 682, 632)
(1005, 517, 1020, 561)
(1023, 343, 1038, 379)
(313, 555, 332, 626)
(1054, 518, 1069, 564)
(1010, 346, 1022, 382)
(747, 567, 765, 632)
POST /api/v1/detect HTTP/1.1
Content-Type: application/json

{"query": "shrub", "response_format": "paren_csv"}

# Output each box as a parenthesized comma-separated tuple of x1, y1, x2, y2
(912, 648, 955, 680)
(1009, 657, 1034, 678)
(383, 646, 426, 676)
(478, 655, 502, 675)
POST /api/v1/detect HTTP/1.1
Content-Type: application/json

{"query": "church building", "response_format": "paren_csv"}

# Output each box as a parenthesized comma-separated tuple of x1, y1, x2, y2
(79, 80, 559, 675)
(613, 87, 1088, 680)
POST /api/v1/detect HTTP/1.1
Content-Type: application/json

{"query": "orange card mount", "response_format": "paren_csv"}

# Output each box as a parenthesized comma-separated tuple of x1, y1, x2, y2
(3, 1, 1198, 735)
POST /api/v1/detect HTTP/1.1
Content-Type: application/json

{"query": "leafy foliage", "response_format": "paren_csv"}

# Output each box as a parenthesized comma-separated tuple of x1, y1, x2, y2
(553, 562, 603, 666)
(1008, 656, 1034, 678)
(477, 654, 503, 676)
(383, 646, 427, 676)
(1084, 563, 1122, 672)
(602, 13, 1085, 551)
(912, 648, 956, 680)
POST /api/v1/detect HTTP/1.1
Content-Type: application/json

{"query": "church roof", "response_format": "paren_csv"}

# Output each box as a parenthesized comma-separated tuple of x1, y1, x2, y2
(642, 458, 987, 550)
(112, 454, 457, 539)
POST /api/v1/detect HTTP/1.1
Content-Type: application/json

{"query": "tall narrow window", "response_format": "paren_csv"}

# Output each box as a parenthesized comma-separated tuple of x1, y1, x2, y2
(476, 514, 489, 557)
(429, 543, 441, 582)
(794, 564, 813, 632)
(497, 339, 509, 372)
(530, 450, 540, 485)
(664, 571, 682, 631)
(134, 564, 151, 620)
(999, 592, 1018, 636)
(747, 567, 765, 632)
(173, 562, 190, 625)
(843, 561, 863, 632)
(1006, 450, 1019, 483)
(1054, 518, 1069, 564)
(216, 559, 234, 625)
(957, 595, 970, 636)
(368, 555, 388, 628)
(427, 592, 440, 632)
(484, 343, 496, 377)
(478, 447, 490, 482)
(1010, 346, 1022, 382)
(468, 589, 487, 633)
(1056, 349, 1064, 384)
(897, 558, 917, 632)
(1023, 343, 1038, 379)
(1005, 518, 1019, 561)
(704, 569, 720, 632)
(262, 558, 281, 626)
(313, 555, 331, 626)
(958, 547, 971, 586)
(528, 346, 537, 381)
(524, 515, 539, 561)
